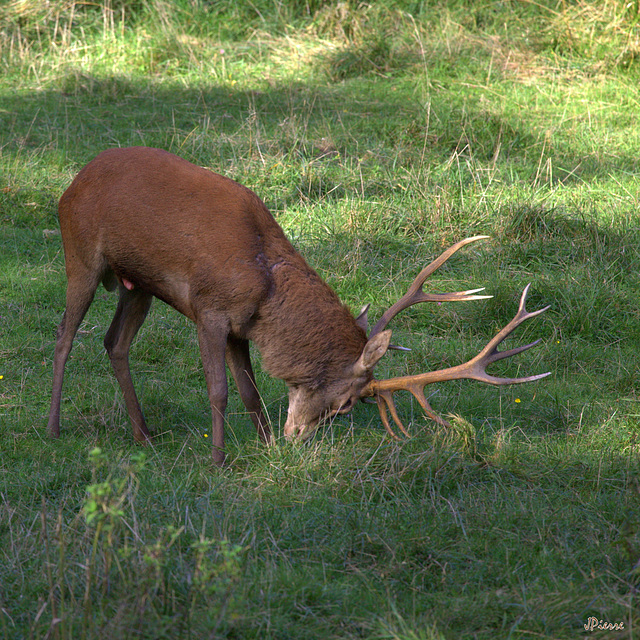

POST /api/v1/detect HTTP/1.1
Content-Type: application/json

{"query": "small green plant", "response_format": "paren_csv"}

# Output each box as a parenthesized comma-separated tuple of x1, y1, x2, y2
(189, 536, 246, 632)
(81, 448, 147, 635)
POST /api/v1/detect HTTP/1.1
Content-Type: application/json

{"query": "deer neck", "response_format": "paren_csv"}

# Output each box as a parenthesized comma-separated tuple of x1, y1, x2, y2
(250, 256, 367, 389)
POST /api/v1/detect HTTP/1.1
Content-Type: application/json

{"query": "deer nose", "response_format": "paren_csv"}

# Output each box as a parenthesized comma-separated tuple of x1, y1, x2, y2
(283, 417, 318, 442)
(283, 415, 301, 440)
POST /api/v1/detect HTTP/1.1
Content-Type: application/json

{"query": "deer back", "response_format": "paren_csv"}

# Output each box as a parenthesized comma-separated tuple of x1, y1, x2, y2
(60, 148, 287, 325)
(59, 147, 369, 386)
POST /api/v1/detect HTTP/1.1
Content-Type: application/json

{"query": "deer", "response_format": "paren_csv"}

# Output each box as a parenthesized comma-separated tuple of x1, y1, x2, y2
(48, 146, 550, 465)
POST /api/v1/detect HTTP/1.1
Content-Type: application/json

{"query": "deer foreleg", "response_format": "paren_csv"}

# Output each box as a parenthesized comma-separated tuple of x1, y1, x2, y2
(226, 336, 271, 445)
(197, 316, 231, 466)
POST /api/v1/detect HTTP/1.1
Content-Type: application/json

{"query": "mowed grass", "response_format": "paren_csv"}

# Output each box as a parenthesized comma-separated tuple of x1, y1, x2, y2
(1, 1, 639, 638)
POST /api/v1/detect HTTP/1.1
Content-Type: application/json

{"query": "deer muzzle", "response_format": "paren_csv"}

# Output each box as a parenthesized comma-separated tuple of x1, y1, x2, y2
(283, 416, 320, 442)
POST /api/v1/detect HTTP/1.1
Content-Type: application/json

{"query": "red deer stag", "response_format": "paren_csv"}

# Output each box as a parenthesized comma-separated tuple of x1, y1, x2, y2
(48, 147, 549, 465)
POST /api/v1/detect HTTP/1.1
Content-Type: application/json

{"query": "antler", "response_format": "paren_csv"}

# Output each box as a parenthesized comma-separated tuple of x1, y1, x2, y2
(368, 235, 492, 339)
(364, 284, 550, 440)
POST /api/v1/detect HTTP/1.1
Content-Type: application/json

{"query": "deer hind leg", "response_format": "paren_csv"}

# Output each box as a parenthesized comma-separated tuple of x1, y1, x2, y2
(48, 272, 101, 438)
(226, 336, 271, 445)
(104, 284, 153, 443)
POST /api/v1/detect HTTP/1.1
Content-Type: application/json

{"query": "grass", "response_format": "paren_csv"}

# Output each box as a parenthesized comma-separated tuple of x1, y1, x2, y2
(1, 0, 640, 637)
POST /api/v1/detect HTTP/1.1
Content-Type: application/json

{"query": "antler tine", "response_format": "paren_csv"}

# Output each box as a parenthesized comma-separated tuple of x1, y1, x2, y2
(469, 283, 551, 383)
(364, 284, 550, 436)
(375, 387, 450, 441)
(375, 390, 410, 440)
(368, 236, 492, 339)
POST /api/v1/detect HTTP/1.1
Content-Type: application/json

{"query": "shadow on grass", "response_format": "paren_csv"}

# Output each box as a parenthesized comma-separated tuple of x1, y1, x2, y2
(1, 68, 640, 201)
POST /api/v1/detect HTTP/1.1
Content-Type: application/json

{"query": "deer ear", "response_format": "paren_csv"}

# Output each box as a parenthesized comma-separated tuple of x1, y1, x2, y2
(354, 329, 392, 374)
(355, 304, 370, 332)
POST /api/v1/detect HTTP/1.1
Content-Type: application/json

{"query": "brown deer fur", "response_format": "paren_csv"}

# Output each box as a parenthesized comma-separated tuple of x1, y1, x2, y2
(48, 147, 391, 465)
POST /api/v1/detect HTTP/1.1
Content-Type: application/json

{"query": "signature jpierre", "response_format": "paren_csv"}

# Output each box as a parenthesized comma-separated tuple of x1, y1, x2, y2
(584, 617, 625, 632)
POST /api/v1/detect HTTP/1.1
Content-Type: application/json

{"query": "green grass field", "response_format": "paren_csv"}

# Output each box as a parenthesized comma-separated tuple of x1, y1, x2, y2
(1, 1, 639, 638)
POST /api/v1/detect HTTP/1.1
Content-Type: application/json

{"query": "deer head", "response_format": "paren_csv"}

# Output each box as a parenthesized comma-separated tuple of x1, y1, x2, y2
(283, 235, 550, 441)
(282, 329, 392, 441)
